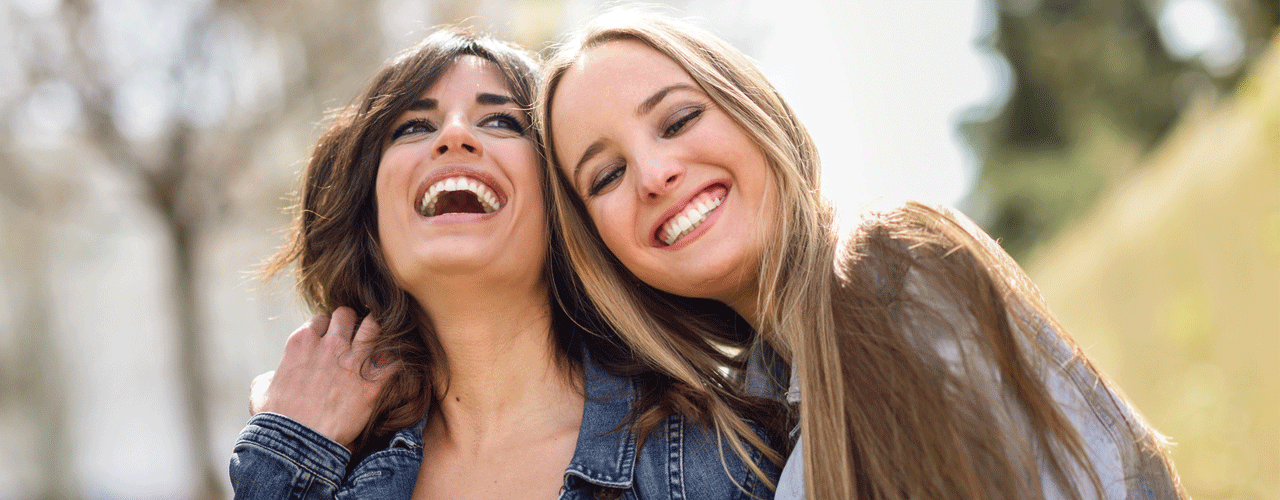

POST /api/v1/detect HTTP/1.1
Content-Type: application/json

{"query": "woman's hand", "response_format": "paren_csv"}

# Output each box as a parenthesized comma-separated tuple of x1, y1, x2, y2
(248, 307, 395, 450)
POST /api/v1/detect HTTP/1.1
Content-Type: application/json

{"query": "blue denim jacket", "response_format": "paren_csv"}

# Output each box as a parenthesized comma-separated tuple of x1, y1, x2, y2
(229, 354, 779, 499)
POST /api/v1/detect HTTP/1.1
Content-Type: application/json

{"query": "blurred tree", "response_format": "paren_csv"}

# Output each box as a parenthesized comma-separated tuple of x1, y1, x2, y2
(2, 0, 386, 497)
(0, 121, 74, 500)
(963, 0, 1278, 258)
(1, 0, 572, 496)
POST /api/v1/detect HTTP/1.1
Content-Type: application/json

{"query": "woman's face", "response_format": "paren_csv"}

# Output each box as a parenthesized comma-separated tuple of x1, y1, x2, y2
(550, 40, 775, 309)
(376, 55, 544, 292)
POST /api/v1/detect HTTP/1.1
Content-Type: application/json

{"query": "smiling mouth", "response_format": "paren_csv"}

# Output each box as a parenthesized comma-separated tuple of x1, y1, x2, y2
(657, 185, 726, 246)
(419, 176, 502, 217)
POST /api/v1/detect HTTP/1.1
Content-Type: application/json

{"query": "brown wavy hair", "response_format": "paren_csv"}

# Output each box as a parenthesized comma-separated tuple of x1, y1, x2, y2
(263, 28, 560, 455)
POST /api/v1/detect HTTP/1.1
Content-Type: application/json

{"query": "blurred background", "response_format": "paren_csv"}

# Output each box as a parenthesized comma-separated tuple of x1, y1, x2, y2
(0, 0, 1274, 498)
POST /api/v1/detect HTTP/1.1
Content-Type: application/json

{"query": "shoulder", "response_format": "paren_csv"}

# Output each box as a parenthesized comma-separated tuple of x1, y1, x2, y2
(837, 201, 1001, 274)
(831, 201, 1000, 314)
(631, 412, 780, 500)
(678, 411, 781, 500)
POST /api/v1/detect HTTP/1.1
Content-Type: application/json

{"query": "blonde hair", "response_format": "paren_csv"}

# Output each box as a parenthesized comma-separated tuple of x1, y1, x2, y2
(540, 10, 1182, 500)
(539, 9, 806, 489)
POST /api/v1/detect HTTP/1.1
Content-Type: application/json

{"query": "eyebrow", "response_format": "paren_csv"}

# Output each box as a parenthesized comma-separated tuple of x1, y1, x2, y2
(477, 92, 514, 105)
(572, 140, 606, 184)
(405, 98, 437, 112)
(404, 92, 515, 112)
(637, 83, 699, 116)
(571, 83, 700, 182)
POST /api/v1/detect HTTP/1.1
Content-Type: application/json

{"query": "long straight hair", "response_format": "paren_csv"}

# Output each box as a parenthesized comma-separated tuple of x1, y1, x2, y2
(540, 10, 831, 492)
(540, 11, 1180, 499)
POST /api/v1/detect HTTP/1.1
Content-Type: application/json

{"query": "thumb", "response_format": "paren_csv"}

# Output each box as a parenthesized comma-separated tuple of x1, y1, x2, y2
(248, 370, 275, 415)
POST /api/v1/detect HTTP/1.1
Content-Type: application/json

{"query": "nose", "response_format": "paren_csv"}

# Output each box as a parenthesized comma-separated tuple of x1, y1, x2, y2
(636, 153, 684, 201)
(430, 115, 481, 158)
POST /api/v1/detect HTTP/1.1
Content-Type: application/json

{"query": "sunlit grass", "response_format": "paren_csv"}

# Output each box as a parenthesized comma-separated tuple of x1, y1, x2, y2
(1027, 37, 1280, 499)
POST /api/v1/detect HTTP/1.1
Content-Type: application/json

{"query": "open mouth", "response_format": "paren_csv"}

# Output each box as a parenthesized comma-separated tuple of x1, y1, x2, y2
(656, 184, 727, 246)
(419, 176, 503, 217)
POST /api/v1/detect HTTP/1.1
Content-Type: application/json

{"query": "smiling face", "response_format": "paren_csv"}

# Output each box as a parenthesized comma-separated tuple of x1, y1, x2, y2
(549, 40, 776, 310)
(376, 55, 544, 294)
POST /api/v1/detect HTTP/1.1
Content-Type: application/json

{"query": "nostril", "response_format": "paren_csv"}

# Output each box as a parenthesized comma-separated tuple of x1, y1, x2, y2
(462, 144, 476, 153)
(437, 144, 448, 155)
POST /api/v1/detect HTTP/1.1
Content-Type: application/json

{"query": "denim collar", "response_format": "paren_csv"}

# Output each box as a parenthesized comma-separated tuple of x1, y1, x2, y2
(562, 350, 638, 489)
(389, 404, 430, 451)
(385, 350, 639, 489)
(743, 343, 791, 402)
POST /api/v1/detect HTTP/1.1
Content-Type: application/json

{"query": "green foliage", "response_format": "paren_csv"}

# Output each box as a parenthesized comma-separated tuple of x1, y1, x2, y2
(963, 0, 1278, 258)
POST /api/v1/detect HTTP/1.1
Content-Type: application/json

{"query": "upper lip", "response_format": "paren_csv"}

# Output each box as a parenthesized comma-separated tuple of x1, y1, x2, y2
(648, 180, 728, 245)
(414, 166, 507, 217)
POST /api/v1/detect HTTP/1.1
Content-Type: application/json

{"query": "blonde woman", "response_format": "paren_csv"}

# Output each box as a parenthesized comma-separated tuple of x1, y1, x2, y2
(538, 11, 1184, 499)
(230, 28, 781, 499)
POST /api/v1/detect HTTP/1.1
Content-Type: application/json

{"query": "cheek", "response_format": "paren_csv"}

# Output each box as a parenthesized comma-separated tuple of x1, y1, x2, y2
(587, 199, 636, 250)
(372, 166, 398, 230)
(371, 158, 410, 267)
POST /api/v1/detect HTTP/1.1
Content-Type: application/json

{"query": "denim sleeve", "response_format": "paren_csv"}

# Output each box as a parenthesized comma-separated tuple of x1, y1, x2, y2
(229, 412, 352, 500)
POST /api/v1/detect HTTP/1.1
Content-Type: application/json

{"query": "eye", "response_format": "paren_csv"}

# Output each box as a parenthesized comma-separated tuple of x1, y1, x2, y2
(480, 112, 527, 135)
(662, 106, 703, 138)
(390, 119, 435, 141)
(588, 161, 626, 197)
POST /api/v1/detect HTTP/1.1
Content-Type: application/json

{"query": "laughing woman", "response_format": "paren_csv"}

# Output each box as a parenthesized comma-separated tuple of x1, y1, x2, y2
(229, 28, 781, 499)
(539, 12, 1185, 500)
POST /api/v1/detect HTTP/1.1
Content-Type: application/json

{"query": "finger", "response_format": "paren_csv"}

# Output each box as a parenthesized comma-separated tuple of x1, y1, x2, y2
(366, 358, 400, 381)
(248, 370, 274, 415)
(328, 306, 358, 344)
(350, 315, 388, 376)
(303, 313, 329, 339)
(283, 314, 328, 354)
(352, 314, 380, 348)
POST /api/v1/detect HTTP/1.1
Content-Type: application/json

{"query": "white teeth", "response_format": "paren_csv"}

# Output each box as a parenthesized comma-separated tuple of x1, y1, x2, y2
(660, 194, 723, 245)
(419, 175, 502, 217)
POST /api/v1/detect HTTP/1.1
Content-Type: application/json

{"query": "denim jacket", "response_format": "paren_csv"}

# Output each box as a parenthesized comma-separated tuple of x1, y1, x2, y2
(229, 353, 779, 499)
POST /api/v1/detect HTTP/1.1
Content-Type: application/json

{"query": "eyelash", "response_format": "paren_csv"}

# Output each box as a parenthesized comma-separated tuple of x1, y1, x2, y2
(662, 106, 703, 138)
(588, 162, 625, 197)
(480, 112, 527, 135)
(390, 119, 434, 141)
(584, 106, 705, 197)
(388, 112, 527, 142)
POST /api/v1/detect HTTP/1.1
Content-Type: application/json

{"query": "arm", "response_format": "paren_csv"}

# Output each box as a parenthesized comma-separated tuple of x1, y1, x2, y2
(880, 201, 1183, 498)
(229, 412, 351, 500)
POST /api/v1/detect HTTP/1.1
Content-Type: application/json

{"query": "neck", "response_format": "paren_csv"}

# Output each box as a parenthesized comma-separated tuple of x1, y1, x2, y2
(415, 275, 582, 450)
(728, 296, 762, 333)
(716, 279, 763, 332)
(722, 285, 795, 361)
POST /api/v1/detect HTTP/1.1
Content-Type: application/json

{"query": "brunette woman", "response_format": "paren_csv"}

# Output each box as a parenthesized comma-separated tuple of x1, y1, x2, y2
(229, 27, 781, 499)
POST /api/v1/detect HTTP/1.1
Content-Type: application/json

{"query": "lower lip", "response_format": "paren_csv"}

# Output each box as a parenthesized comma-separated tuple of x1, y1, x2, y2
(419, 209, 501, 224)
(655, 199, 724, 250)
